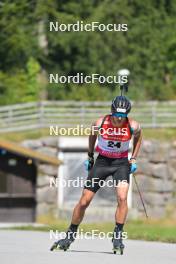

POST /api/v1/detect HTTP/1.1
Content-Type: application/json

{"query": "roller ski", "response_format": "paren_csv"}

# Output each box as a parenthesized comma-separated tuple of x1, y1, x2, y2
(50, 228, 76, 252)
(112, 227, 125, 255)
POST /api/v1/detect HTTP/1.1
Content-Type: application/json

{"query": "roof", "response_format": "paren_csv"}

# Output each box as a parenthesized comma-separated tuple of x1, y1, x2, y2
(0, 140, 62, 166)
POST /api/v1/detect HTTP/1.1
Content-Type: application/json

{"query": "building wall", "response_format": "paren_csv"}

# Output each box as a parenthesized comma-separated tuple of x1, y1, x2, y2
(21, 137, 59, 219)
(133, 140, 176, 219)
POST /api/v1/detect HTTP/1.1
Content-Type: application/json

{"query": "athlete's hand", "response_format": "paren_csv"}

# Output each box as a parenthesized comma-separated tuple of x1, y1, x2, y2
(84, 153, 94, 171)
(129, 158, 137, 173)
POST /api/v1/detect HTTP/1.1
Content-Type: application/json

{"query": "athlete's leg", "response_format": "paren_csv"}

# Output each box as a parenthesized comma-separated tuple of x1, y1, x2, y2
(50, 187, 95, 250)
(71, 189, 95, 224)
(115, 182, 129, 223)
(111, 157, 130, 229)
(50, 155, 114, 250)
(111, 182, 129, 252)
(71, 154, 112, 225)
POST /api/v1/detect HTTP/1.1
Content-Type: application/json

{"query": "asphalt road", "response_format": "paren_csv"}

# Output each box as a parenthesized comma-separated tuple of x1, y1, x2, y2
(0, 230, 175, 264)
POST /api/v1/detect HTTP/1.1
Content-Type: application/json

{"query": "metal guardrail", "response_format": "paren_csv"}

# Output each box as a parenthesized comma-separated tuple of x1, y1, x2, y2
(0, 101, 176, 132)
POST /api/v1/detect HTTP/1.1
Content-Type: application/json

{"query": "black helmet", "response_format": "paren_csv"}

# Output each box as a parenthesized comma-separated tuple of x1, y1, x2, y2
(111, 96, 131, 115)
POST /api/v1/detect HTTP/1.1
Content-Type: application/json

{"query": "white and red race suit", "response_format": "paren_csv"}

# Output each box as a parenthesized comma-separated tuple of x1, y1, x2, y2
(95, 115, 135, 159)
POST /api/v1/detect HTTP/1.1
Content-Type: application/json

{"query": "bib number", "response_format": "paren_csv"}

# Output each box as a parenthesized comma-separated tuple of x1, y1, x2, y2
(107, 141, 121, 148)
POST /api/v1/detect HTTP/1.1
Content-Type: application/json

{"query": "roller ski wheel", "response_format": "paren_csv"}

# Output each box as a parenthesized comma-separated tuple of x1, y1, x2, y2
(113, 246, 124, 255)
(50, 235, 75, 252)
(50, 242, 58, 251)
(50, 242, 70, 251)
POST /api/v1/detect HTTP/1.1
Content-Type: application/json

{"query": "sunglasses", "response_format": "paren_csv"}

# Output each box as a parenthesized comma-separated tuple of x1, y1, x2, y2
(112, 113, 127, 118)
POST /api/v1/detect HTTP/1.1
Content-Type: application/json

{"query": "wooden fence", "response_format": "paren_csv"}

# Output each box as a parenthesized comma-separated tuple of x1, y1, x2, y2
(0, 101, 176, 132)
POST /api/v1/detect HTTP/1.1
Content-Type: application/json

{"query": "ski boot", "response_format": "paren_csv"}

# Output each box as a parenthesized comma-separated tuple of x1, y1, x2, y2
(112, 227, 125, 255)
(50, 228, 76, 251)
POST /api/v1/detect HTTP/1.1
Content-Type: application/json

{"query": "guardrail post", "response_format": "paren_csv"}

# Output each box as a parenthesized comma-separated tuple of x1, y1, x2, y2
(38, 102, 44, 129)
(152, 102, 157, 128)
(7, 109, 13, 126)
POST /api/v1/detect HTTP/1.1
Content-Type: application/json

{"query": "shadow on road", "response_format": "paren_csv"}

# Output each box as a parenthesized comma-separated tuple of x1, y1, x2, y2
(69, 250, 115, 255)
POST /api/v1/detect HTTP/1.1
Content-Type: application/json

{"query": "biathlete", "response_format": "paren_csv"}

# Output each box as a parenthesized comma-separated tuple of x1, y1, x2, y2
(50, 95, 142, 254)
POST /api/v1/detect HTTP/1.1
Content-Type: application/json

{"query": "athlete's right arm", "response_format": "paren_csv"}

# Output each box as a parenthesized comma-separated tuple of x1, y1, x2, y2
(88, 134, 97, 154)
(84, 120, 99, 171)
(88, 117, 103, 154)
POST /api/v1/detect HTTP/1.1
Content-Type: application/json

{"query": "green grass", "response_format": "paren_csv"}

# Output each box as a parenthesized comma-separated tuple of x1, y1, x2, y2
(0, 128, 176, 142)
(142, 128, 176, 141)
(126, 220, 176, 243)
(5, 217, 176, 243)
(0, 129, 49, 142)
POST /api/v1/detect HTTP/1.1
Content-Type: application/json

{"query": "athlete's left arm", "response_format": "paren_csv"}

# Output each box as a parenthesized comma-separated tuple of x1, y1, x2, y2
(130, 119, 142, 160)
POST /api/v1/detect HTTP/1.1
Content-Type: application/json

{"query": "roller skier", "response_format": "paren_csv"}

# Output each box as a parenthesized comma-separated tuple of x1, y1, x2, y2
(50, 88, 142, 254)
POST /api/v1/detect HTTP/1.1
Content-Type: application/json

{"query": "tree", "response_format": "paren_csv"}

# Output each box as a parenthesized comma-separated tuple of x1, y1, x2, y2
(0, 0, 176, 105)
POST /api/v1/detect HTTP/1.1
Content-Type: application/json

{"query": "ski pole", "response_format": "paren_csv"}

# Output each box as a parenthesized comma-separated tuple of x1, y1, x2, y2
(133, 175, 148, 218)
